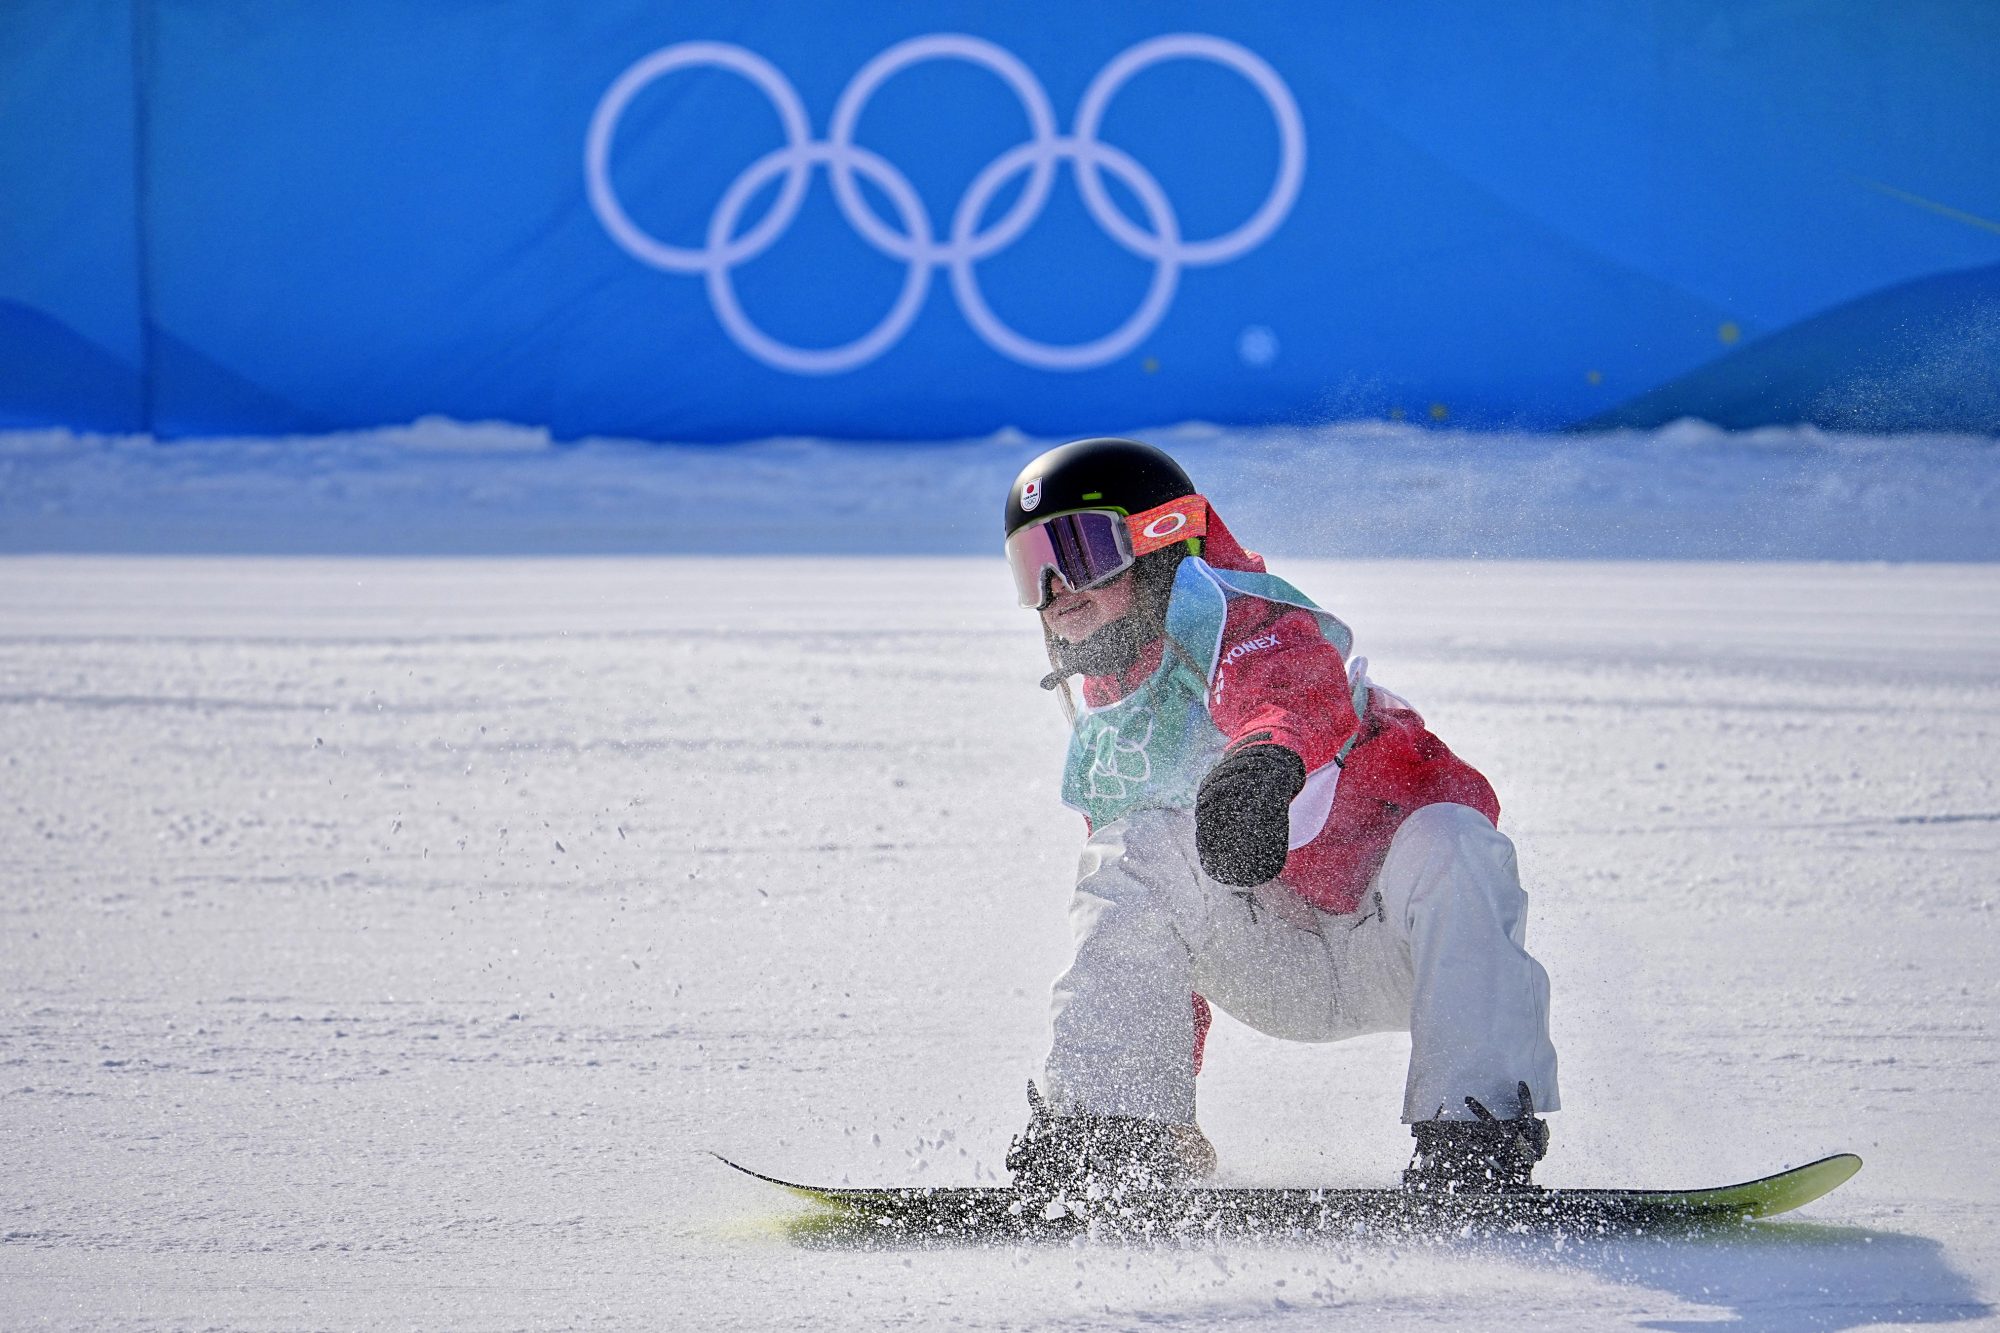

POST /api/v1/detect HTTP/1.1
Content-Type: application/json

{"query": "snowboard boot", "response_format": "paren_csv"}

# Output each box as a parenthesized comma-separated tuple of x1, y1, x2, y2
(1403, 1082, 1550, 1193)
(1004, 1083, 1216, 1196)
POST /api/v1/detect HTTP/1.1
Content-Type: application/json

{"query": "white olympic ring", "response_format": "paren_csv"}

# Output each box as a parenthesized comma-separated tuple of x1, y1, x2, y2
(585, 32, 1305, 375)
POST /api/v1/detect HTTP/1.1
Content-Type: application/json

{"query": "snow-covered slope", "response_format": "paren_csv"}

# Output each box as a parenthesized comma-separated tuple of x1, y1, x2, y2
(3, 416, 1994, 559)
(2, 555, 1995, 1328)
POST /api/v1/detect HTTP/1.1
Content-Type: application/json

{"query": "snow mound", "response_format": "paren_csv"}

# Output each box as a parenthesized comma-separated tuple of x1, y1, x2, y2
(1, 416, 1993, 558)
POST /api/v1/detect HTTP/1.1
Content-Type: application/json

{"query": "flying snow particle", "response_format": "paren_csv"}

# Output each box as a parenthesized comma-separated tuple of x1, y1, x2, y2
(1238, 325, 1279, 367)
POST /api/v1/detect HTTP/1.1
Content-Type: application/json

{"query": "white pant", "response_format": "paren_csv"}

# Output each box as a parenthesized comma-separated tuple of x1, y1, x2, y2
(1043, 802, 1560, 1125)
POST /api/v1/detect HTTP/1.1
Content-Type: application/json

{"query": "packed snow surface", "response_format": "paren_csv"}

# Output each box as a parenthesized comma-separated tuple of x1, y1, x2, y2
(3, 553, 1996, 1329)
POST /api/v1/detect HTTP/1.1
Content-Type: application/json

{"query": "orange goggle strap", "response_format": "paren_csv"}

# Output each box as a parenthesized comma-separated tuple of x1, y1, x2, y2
(1125, 494, 1210, 557)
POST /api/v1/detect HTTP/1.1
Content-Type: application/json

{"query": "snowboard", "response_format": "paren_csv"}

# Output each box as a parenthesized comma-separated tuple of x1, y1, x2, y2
(718, 1151, 1862, 1241)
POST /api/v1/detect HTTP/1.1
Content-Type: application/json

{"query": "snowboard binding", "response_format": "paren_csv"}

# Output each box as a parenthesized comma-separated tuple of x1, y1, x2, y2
(1004, 1083, 1217, 1196)
(1403, 1081, 1550, 1193)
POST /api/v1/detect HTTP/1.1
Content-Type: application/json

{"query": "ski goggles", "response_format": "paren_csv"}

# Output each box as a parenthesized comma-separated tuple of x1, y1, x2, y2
(1006, 496, 1208, 609)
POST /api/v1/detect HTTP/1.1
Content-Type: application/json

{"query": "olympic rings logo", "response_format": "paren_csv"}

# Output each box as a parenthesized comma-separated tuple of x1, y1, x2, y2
(585, 33, 1304, 375)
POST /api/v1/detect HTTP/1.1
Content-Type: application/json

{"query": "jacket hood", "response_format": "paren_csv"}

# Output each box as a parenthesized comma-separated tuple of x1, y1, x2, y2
(1070, 502, 1266, 705)
(1200, 504, 1266, 575)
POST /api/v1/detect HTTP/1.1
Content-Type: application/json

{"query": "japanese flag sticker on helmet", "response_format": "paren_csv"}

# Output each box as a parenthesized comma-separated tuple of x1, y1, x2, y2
(1021, 478, 1043, 513)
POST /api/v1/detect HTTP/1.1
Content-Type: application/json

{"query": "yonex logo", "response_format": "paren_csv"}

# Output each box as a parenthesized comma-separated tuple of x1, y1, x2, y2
(1223, 633, 1282, 666)
(585, 33, 1305, 375)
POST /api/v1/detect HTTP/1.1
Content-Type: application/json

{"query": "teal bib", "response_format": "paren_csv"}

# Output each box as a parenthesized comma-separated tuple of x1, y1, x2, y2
(1059, 560, 1355, 826)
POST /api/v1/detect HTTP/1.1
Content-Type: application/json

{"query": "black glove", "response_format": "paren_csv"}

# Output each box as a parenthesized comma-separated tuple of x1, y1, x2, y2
(1195, 743, 1306, 886)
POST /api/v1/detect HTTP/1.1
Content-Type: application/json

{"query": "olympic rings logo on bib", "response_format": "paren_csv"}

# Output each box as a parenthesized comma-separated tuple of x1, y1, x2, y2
(585, 34, 1305, 375)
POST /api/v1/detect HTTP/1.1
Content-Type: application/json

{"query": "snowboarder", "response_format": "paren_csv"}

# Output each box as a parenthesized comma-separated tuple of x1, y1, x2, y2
(1000, 437, 1561, 1195)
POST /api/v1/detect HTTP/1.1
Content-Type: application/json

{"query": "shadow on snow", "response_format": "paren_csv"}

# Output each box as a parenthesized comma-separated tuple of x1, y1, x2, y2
(771, 1209, 1987, 1332)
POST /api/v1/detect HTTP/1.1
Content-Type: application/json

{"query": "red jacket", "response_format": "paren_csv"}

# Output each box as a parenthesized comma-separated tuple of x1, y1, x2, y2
(1077, 512, 1498, 1075)
(1079, 510, 1499, 917)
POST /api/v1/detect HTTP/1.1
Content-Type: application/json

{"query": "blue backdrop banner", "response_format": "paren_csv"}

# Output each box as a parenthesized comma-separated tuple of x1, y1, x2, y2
(3, 2, 1997, 439)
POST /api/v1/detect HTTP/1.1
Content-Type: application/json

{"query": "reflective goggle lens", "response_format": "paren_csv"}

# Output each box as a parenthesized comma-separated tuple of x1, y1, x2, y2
(1005, 510, 1135, 608)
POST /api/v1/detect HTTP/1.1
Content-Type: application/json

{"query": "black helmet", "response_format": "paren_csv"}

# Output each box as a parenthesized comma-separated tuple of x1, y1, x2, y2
(1004, 437, 1196, 537)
